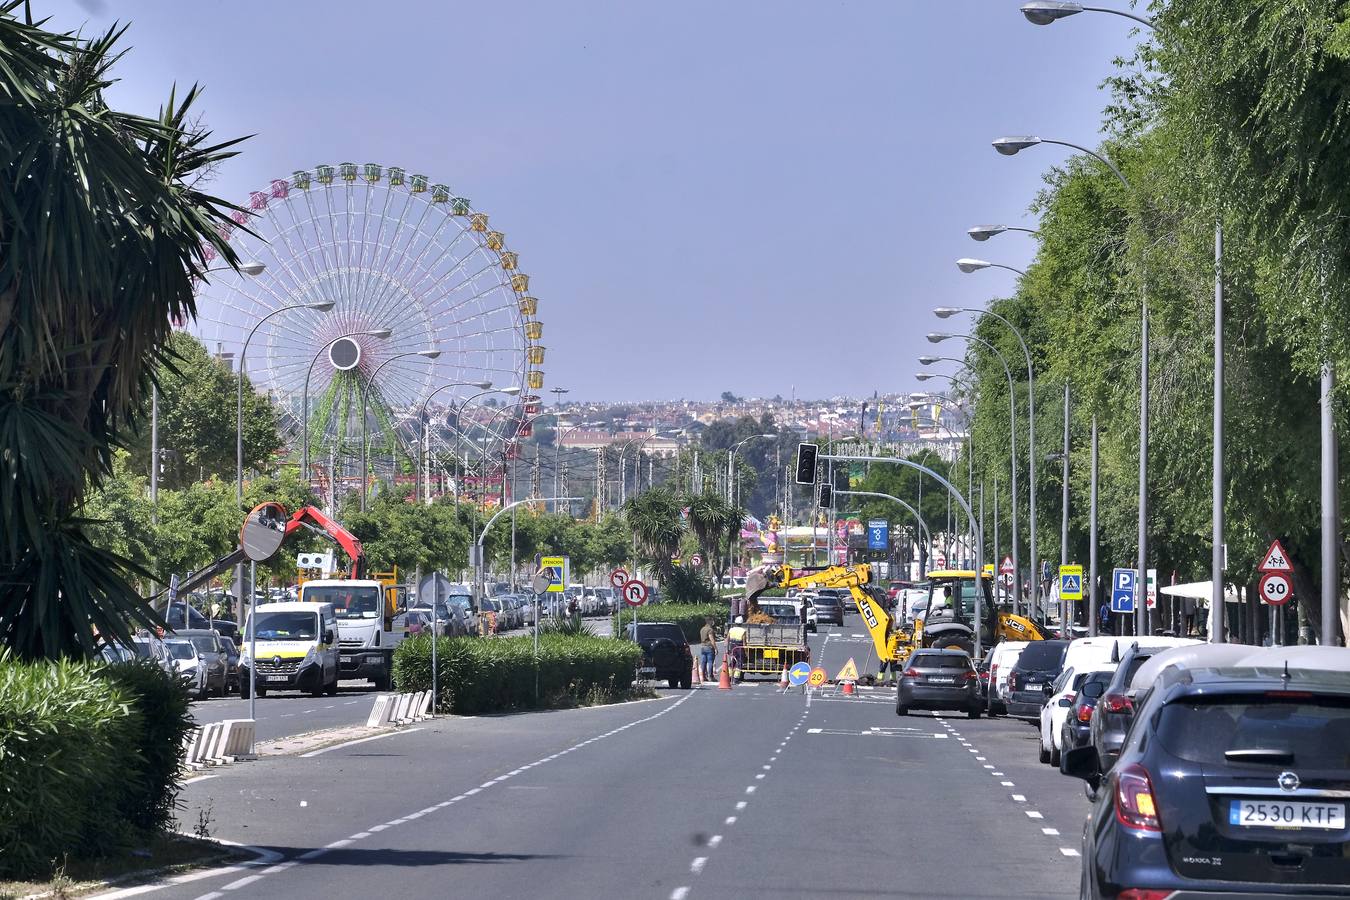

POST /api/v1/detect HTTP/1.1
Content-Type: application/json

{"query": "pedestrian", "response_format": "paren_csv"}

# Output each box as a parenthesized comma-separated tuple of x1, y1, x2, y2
(699, 616, 718, 680)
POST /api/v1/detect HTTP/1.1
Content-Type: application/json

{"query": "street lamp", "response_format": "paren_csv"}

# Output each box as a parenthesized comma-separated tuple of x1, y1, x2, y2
(549, 387, 569, 496)
(957, 258, 1027, 277)
(933, 305, 1040, 623)
(359, 348, 441, 511)
(967, 225, 1039, 242)
(992, 134, 1149, 635)
(301, 329, 394, 487)
(1019, 1, 1155, 28)
(410, 382, 492, 501)
(418, 385, 519, 503)
(728, 434, 775, 507)
(923, 335, 1024, 614)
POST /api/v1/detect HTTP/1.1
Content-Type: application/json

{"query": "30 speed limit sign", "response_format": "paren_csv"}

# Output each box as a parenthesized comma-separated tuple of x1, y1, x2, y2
(1259, 571, 1293, 606)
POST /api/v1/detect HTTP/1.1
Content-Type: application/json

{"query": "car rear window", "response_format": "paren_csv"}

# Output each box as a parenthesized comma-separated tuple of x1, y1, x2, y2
(1156, 695, 1350, 769)
(1013, 641, 1068, 671)
(635, 624, 685, 643)
(913, 654, 971, 670)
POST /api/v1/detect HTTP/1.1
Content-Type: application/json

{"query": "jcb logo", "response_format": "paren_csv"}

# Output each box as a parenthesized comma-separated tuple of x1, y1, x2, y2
(860, 599, 878, 630)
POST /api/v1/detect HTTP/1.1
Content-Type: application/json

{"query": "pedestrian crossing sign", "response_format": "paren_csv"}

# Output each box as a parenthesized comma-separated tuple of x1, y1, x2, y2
(834, 657, 859, 682)
(1059, 565, 1083, 601)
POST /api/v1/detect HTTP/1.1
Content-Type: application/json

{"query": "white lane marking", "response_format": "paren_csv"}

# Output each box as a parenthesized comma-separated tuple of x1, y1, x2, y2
(1001, 781, 1015, 787)
(976, 757, 987, 761)
(220, 875, 262, 890)
(299, 728, 424, 758)
(324, 839, 353, 849)
(1059, 848, 1080, 857)
(259, 862, 297, 876)
(736, 801, 747, 810)
(349, 832, 371, 840)
(755, 774, 765, 780)
(671, 889, 690, 900)
(368, 824, 389, 832)
(807, 728, 822, 733)
(745, 786, 756, 794)
(690, 857, 707, 874)
(1011, 795, 1026, 802)
(725, 816, 737, 825)
(993, 771, 1004, 775)
(183, 774, 219, 786)
(194, 894, 222, 900)
(708, 835, 722, 848)
(983, 765, 995, 769)
(762, 764, 771, 770)
(1042, 828, 1060, 836)
(1026, 811, 1044, 819)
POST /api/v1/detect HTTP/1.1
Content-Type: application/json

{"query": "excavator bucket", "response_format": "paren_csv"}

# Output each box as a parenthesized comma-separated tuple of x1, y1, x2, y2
(744, 567, 778, 607)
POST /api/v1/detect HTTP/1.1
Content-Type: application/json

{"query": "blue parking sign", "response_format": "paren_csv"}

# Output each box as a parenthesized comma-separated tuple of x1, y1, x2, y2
(1111, 567, 1136, 613)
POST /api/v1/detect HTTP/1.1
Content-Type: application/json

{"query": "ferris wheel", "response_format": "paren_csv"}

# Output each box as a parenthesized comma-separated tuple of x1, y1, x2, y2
(189, 162, 546, 491)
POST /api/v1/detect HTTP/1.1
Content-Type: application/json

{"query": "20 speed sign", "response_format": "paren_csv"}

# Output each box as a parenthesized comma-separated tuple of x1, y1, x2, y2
(1259, 571, 1293, 606)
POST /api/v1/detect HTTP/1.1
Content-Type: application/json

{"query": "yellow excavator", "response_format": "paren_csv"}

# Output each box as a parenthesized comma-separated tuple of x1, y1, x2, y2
(745, 563, 1044, 665)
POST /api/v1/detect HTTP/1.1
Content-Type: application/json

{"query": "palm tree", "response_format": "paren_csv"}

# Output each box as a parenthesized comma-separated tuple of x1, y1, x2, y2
(622, 487, 683, 586)
(0, 8, 245, 659)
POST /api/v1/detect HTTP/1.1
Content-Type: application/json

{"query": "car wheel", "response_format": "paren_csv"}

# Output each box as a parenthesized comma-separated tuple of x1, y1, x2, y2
(326, 675, 339, 697)
(256, 687, 268, 698)
(895, 704, 908, 716)
(1050, 744, 1061, 768)
(1038, 740, 1052, 764)
(968, 706, 981, 719)
(679, 673, 692, 689)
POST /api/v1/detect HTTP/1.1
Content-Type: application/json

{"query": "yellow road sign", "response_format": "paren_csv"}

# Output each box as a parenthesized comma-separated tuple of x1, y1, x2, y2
(540, 556, 566, 593)
(807, 667, 827, 688)
(1059, 564, 1084, 601)
(835, 657, 859, 682)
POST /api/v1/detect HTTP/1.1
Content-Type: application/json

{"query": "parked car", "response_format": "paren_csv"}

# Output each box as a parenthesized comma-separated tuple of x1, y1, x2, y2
(164, 637, 217, 700)
(624, 621, 693, 689)
(896, 649, 980, 718)
(785, 597, 817, 632)
(1090, 638, 1231, 773)
(811, 590, 846, 625)
(757, 601, 803, 626)
(1062, 663, 1350, 898)
(1039, 664, 1117, 766)
(975, 655, 992, 710)
(131, 635, 175, 674)
(985, 640, 1028, 716)
(1057, 668, 1114, 766)
(167, 601, 239, 645)
(174, 629, 230, 698)
(1004, 639, 1069, 720)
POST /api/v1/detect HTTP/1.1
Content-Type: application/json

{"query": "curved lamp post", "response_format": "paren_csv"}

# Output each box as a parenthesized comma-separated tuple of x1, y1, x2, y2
(416, 385, 518, 503)
(728, 434, 776, 506)
(992, 134, 1148, 634)
(1019, 1, 1154, 28)
(923, 334, 1023, 614)
(934, 305, 1039, 620)
(967, 225, 1039, 242)
(301, 328, 393, 490)
(359, 348, 441, 511)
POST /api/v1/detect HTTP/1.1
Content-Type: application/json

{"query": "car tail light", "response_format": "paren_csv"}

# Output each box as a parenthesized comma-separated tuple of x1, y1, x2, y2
(1101, 693, 1133, 714)
(1076, 704, 1094, 723)
(1116, 890, 1175, 900)
(902, 668, 920, 678)
(1113, 763, 1162, 832)
(1063, 692, 1076, 703)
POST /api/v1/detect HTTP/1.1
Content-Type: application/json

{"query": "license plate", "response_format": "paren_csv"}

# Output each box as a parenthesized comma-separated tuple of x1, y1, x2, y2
(929, 676, 955, 684)
(763, 649, 780, 659)
(638, 667, 657, 676)
(340, 655, 354, 663)
(1229, 799, 1345, 830)
(1025, 683, 1042, 691)
(267, 675, 289, 683)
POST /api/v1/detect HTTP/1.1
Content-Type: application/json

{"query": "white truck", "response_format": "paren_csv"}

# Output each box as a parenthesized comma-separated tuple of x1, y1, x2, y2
(299, 579, 403, 691)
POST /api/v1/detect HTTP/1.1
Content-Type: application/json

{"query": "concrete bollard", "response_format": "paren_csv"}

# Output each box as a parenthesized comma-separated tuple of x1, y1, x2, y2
(220, 719, 257, 760)
(366, 693, 394, 727)
(415, 691, 433, 720)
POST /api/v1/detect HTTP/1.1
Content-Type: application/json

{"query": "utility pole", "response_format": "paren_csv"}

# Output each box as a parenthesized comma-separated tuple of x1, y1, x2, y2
(1061, 382, 1071, 633)
(1089, 416, 1100, 638)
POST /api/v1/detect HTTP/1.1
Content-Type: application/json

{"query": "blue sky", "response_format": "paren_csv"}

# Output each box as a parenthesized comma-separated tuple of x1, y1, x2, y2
(56, 0, 1137, 401)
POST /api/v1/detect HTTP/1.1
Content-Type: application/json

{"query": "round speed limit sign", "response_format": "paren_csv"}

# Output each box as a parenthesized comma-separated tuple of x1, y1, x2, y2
(1260, 571, 1293, 606)
(622, 579, 649, 607)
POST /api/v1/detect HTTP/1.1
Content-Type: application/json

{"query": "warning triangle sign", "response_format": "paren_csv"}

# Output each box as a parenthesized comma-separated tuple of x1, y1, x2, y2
(1000, 555, 1014, 574)
(835, 657, 859, 682)
(1259, 539, 1293, 573)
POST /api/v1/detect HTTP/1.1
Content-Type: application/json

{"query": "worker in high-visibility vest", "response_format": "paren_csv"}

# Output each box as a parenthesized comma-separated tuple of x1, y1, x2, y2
(726, 617, 747, 680)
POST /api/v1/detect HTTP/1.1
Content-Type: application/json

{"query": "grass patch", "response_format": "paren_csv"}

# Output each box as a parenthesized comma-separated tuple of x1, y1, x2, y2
(0, 832, 244, 899)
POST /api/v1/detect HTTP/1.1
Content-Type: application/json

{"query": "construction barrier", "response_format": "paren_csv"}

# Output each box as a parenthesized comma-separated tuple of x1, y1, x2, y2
(183, 719, 256, 771)
(366, 691, 434, 729)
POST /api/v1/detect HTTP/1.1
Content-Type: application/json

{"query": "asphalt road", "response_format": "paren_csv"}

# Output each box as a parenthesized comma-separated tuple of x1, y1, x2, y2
(188, 617, 615, 742)
(142, 621, 1090, 900)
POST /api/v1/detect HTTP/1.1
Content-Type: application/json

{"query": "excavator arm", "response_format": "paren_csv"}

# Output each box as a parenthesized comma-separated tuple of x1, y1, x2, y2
(746, 563, 902, 663)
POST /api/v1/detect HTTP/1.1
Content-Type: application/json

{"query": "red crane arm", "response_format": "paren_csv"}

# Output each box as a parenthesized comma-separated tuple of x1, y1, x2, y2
(285, 505, 367, 579)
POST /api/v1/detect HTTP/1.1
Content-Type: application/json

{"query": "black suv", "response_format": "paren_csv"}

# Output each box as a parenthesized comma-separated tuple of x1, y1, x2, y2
(1005, 639, 1068, 720)
(625, 622, 693, 689)
(1064, 665, 1350, 898)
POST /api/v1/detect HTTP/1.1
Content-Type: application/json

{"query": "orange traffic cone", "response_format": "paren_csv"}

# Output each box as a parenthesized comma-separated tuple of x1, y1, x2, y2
(778, 666, 789, 689)
(691, 657, 702, 685)
(718, 658, 733, 691)
(842, 679, 856, 696)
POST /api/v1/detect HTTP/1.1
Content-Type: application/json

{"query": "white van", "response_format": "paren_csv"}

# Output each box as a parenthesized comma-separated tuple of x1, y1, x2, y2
(240, 601, 340, 698)
(1062, 634, 1200, 680)
(986, 641, 1028, 716)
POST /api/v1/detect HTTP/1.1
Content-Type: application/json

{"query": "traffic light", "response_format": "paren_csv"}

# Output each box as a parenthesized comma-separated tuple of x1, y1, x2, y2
(794, 442, 818, 484)
(817, 483, 833, 509)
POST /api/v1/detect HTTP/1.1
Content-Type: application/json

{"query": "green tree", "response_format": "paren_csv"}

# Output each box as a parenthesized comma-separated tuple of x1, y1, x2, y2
(0, 10, 244, 658)
(127, 332, 283, 490)
(622, 487, 684, 586)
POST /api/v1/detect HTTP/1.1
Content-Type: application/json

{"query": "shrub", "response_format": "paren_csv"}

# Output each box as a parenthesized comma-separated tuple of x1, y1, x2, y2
(392, 633, 641, 715)
(611, 602, 731, 643)
(0, 654, 192, 879)
(661, 565, 715, 604)
(97, 659, 194, 831)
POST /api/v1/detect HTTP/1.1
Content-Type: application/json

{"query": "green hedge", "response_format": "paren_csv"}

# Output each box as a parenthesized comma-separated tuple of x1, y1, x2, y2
(392, 633, 642, 715)
(611, 602, 731, 643)
(0, 656, 192, 879)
